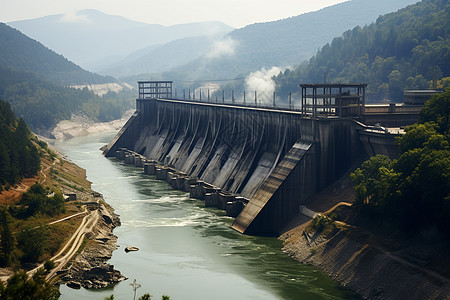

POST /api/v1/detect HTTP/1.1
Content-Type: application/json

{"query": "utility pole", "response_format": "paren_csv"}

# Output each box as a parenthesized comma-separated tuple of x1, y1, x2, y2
(130, 279, 141, 300)
(289, 92, 292, 109)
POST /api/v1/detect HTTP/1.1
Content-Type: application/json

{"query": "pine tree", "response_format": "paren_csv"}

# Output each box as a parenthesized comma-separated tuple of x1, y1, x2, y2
(0, 208, 14, 266)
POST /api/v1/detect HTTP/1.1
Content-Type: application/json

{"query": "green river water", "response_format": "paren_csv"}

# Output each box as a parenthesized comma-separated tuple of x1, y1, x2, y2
(52, 131, 359, 300)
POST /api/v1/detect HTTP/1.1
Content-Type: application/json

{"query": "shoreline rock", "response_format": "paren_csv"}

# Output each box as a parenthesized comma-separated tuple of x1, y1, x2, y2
(51, 111, 133, 140)
(59, 202, 127, 289)
(124, 246, 139, 253)
(281, 224, 450, 299)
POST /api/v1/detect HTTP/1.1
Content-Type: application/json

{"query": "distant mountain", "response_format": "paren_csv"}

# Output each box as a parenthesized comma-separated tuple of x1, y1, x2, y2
(275, 0, 450, 101)
(99, 32, 230, 78)
(0, 23, 113, 85)
(164, 0, 419, 82)
(0, 23, 133, 134)
(8, 10, 234, 69)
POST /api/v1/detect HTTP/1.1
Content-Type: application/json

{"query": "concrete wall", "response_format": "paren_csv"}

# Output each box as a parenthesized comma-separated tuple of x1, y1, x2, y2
(104, 98, 365, 235)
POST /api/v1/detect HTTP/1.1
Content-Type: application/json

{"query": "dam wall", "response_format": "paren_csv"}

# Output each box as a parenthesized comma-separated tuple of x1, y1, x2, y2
(104, 98, 364, 235)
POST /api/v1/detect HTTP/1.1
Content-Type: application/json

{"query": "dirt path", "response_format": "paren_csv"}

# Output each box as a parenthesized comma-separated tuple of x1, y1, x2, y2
(45, 209, 99, 281)
(48, 211, 87, 226)
(39, 157, 58, 185)
(322, 201, 352, 214)
(0, 155, 59, 205)
(24, 207, 100, 281)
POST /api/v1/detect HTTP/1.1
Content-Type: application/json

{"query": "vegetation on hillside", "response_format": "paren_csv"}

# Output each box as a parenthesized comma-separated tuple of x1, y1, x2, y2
(0, 182, 69, 267)
(0, 23, 135, 134)
(0, 100, 40, 191)
(350, 89, 450, 237)
(16, 184, 65, 218)
(0, 100, 89, 273)
(0, 22, 112, 86)
(0, 65, 134, 134)
(0, 138, 94, 300)
(161, 0, 417, 84)
(0, 270, 60, 299)
(0, 132, 96, 271)
(275, 0, 450, 101)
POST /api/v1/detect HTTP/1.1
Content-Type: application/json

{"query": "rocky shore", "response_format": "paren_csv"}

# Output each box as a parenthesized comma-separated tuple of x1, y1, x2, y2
(51, 111, 133, 140)
(281, 216, 450, 299)
(42, 118, 131, 290)
(59, 202, 127, 289)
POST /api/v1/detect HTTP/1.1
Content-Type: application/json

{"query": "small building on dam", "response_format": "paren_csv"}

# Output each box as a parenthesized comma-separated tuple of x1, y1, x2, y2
(103, 81, 416, 236)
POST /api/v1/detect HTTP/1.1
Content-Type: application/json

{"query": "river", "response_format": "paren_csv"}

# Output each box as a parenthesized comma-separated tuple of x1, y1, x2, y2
(52, 131, 359, 300)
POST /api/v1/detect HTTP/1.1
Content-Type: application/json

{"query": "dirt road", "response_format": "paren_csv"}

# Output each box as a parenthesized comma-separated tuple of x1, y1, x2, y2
(24, 207, 100, 281)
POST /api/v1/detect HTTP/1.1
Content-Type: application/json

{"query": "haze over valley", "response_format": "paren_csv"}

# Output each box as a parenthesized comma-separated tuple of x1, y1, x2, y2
(9, 0, 418, 83)
(0, 0, 449, 299)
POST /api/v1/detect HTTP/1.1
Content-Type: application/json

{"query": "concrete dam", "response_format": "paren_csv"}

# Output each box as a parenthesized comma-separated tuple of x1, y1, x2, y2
(103, 81, 398, 236)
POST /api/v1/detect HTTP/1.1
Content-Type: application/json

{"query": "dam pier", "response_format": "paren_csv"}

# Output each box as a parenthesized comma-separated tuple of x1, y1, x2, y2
(103, 81, 409, 236)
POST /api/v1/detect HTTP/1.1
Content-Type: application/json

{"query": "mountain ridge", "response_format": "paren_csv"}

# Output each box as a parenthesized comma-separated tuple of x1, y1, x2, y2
(0, 22, 112, 85)
(162, 0, 419, 83)
(0, 22, 134, 134)
(8, 10, 234, 69)
(274, 0, 450, 101)
(99, 32, 231, 77)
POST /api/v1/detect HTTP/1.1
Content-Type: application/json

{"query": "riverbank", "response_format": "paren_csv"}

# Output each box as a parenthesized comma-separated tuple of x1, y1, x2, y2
(280, 181, 450, 300)
(51, 110, 133, 140)
(46, 146, 126, 289)
(48, 114, 130, 289)
(0, 137, 126, 290)
(58, 201, 127, 289)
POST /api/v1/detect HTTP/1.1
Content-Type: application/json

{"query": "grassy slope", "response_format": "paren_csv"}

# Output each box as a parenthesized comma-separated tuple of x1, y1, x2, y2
(0, 141, 93, 267)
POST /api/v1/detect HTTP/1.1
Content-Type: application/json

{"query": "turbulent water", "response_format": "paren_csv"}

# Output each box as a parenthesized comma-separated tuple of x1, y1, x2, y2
(52, 131, 359, 300)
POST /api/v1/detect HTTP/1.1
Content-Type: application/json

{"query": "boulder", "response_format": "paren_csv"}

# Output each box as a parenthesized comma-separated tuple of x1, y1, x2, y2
(125, 246, 139, 253)
(67, 281, 81, 289)
(80, 264, 127, 289)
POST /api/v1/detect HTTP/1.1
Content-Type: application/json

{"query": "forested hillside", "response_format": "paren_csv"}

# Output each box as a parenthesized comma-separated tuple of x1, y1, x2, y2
(0, 23, 113, 86)
(0, 64, 134, 134)
(275, 0, 450, 101)
(351, 88, 450, 237)
(0, 23, 134, 134)
(0, 100, 40, 191)
(163, 0, 418, 83)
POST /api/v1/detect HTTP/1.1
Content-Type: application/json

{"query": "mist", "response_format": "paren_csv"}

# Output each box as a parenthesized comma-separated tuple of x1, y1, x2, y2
(206, 36, 238, 59)
(244, 66, 283, 104)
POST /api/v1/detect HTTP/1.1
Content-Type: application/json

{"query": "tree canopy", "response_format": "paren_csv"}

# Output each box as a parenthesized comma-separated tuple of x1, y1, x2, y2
(0, 99, 40, 191)
(0, 270, 59, 299)
(0, 22, 112, 86)
(0, 23, 135, 134)
(351, 88, 450, 236)
(275, 0, 450, 102)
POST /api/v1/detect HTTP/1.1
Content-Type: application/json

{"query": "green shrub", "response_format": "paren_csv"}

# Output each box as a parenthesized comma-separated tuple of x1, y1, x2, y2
(311, 215, 336, 232)
(44, 259, 54, 272)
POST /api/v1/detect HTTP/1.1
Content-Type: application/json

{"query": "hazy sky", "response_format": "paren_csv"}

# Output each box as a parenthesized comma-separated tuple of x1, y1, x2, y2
(1, 0, 348, 28)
